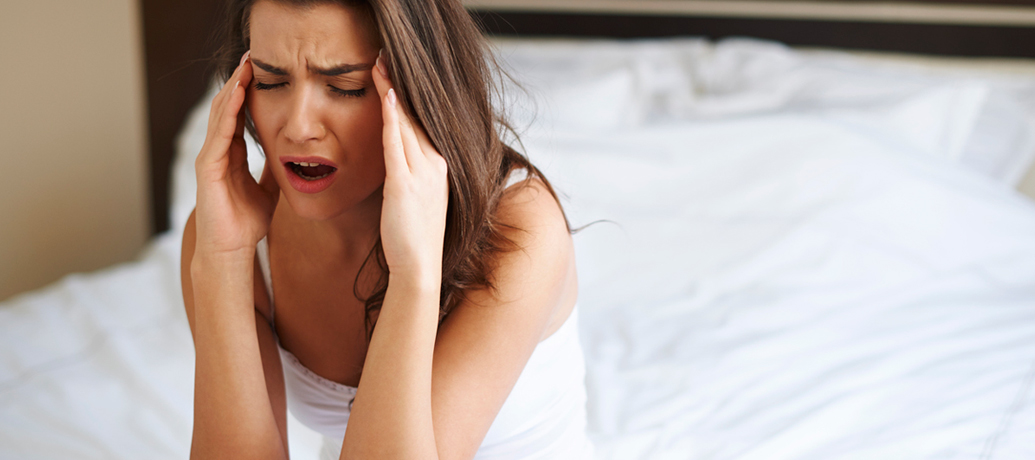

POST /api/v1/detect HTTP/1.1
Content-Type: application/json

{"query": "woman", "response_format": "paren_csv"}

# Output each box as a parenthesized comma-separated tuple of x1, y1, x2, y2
(179, 0, 594, 458)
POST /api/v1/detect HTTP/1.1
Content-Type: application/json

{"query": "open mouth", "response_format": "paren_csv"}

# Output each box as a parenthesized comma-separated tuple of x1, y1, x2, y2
(280, 156, 339, 194)
(287, 161, 337, 181)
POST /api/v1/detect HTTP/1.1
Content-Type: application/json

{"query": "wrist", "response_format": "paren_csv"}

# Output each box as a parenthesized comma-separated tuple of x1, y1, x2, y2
(388, 268, 441, 297)
(191, 247, 255, 281)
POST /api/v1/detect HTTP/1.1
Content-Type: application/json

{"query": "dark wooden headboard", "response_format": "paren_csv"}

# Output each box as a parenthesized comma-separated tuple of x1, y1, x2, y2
(141, 0, 1035, 235)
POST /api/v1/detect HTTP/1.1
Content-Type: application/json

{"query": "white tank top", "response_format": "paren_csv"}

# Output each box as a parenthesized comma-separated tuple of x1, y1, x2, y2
(255, 168, 596, 459)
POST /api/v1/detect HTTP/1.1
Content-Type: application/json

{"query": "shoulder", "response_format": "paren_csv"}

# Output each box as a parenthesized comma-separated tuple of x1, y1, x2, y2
(428, 172, 576, 458)
(494, 172, 571, 264)
(443, 170, 575, 322)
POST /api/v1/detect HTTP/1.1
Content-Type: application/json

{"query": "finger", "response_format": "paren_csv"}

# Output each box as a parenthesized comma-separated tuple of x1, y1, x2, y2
(372, 49, 432, 168)
(372, 50, 409, 175)
(214, 54, 253, 156)
(396, 106, 427, 168)
(197, 81, 240, 169)
(201, 51, 250, 162)
(209, 51, 251, 130)
(381, 88, 408, 176)
(199, 92, 247, 173)
(234, 54, 254, 138)
(397, 103, 441, 161)
(406, 109, 438, 159)
(372, 48, 391, 100)
(225, 51, 252, 135)
(209, 81, 243, 158)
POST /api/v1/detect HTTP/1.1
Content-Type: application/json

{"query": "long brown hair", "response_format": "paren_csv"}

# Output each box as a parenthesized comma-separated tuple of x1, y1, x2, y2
(212, 0, 571, 339)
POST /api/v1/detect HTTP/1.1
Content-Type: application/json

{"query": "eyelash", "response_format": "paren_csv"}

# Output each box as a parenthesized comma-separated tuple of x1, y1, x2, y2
(253, 82, 366, 98)
(329, 86, 366, 98)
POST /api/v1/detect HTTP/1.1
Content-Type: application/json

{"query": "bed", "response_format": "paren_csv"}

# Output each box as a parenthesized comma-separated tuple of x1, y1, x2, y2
(5, 2, 1035, 459)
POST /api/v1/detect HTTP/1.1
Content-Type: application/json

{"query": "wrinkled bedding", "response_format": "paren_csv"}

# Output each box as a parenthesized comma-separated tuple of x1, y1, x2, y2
(3, 38, 1035, 459)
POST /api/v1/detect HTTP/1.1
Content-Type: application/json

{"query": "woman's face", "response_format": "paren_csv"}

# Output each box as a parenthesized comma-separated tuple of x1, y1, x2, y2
(246, 0, 383, 221)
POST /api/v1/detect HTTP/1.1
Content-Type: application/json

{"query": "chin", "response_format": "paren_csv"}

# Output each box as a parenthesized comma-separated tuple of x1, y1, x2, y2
(282, 192, 351, 221)
(278, 180, 384, 223)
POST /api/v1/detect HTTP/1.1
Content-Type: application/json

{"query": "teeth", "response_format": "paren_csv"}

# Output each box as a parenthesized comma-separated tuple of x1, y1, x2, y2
(288, 160, 335, 181)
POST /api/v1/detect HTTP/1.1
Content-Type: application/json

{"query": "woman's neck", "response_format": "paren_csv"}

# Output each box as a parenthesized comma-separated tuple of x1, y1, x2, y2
(271, 188, 383, 265)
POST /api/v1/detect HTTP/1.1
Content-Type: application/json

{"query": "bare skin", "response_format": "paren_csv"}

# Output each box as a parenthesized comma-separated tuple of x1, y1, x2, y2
(180, 1, 577, 460)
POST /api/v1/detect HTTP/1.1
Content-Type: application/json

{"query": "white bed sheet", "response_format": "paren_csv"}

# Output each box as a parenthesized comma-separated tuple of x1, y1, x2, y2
(532, 115, 1035, 459)
(4, 38, 1035, 459)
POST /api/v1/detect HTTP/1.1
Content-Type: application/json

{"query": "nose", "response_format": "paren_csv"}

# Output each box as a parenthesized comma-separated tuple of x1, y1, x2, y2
(282, 85, 325, 144)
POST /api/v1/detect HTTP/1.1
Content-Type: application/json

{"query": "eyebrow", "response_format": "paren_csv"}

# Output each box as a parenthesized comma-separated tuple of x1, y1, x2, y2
(252, 59, 372, 76)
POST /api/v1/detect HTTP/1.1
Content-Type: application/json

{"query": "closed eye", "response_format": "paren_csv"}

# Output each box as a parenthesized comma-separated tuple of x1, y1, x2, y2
(253, 81, 365, 98)
(254, 81, 285, 91)
(329, 85, 366, 98)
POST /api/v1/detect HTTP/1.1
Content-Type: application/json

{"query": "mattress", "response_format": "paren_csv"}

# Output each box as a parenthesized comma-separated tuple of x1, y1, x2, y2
(3, 37, 1035, 459)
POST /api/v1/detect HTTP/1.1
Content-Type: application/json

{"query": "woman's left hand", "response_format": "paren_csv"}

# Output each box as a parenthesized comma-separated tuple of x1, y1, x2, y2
(372, 49, 449, 286)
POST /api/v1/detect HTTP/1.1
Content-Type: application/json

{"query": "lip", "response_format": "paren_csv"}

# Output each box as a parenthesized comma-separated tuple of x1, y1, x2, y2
(281, 155, 339, 194)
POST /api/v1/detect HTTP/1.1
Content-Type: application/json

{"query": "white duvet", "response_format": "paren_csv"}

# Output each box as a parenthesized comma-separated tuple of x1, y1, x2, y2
(3, 38, 1035, 459)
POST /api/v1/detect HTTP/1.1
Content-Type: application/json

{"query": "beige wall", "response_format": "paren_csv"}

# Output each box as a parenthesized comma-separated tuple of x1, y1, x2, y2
(0, 0, 149, 301)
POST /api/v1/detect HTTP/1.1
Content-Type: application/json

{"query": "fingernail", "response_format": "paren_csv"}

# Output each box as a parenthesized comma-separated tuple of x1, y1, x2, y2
(239, 50, 250, 67)
(234, 80, 240, 92)
(376, 49, 388, 77)
(387, 88, 396, 107)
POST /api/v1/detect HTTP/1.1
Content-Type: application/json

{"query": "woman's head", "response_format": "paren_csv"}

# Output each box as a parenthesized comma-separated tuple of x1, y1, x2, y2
(216, 0, 501, 218)
(243, 0, 384, 221)
(213, 0, 569, 334)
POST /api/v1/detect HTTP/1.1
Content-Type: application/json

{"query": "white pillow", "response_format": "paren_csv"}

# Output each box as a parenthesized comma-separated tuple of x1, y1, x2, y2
(493, 38, 650, 131)
(492, 37, 1035, 184)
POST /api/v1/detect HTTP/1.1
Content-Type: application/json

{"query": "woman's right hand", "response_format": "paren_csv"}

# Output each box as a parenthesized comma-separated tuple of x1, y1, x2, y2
(193, 51, 280, 259)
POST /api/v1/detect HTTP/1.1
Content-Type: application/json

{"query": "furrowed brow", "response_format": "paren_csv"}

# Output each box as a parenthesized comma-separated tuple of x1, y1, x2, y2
(251, 59, 287, 76)
(311, 63, 373, 76)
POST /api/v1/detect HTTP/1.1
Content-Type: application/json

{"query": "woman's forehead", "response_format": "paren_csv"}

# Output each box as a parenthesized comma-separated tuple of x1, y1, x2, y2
(248, 0, 378, 67)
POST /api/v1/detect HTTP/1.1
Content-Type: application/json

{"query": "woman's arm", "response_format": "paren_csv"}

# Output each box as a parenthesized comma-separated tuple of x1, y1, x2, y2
(340, 179, 573, 460)
(340, 52, 447, 459)
(184, 49, 287, 460)
(182, 212, 289, 460)
(339, 52, 574, 460)
(342, 274, 442, 459)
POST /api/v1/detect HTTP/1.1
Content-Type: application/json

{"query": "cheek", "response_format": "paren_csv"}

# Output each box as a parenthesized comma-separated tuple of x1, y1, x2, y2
(246, 90, 385, 175)
(333, 96, 385, 166)
(245, 94, 280, 147)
